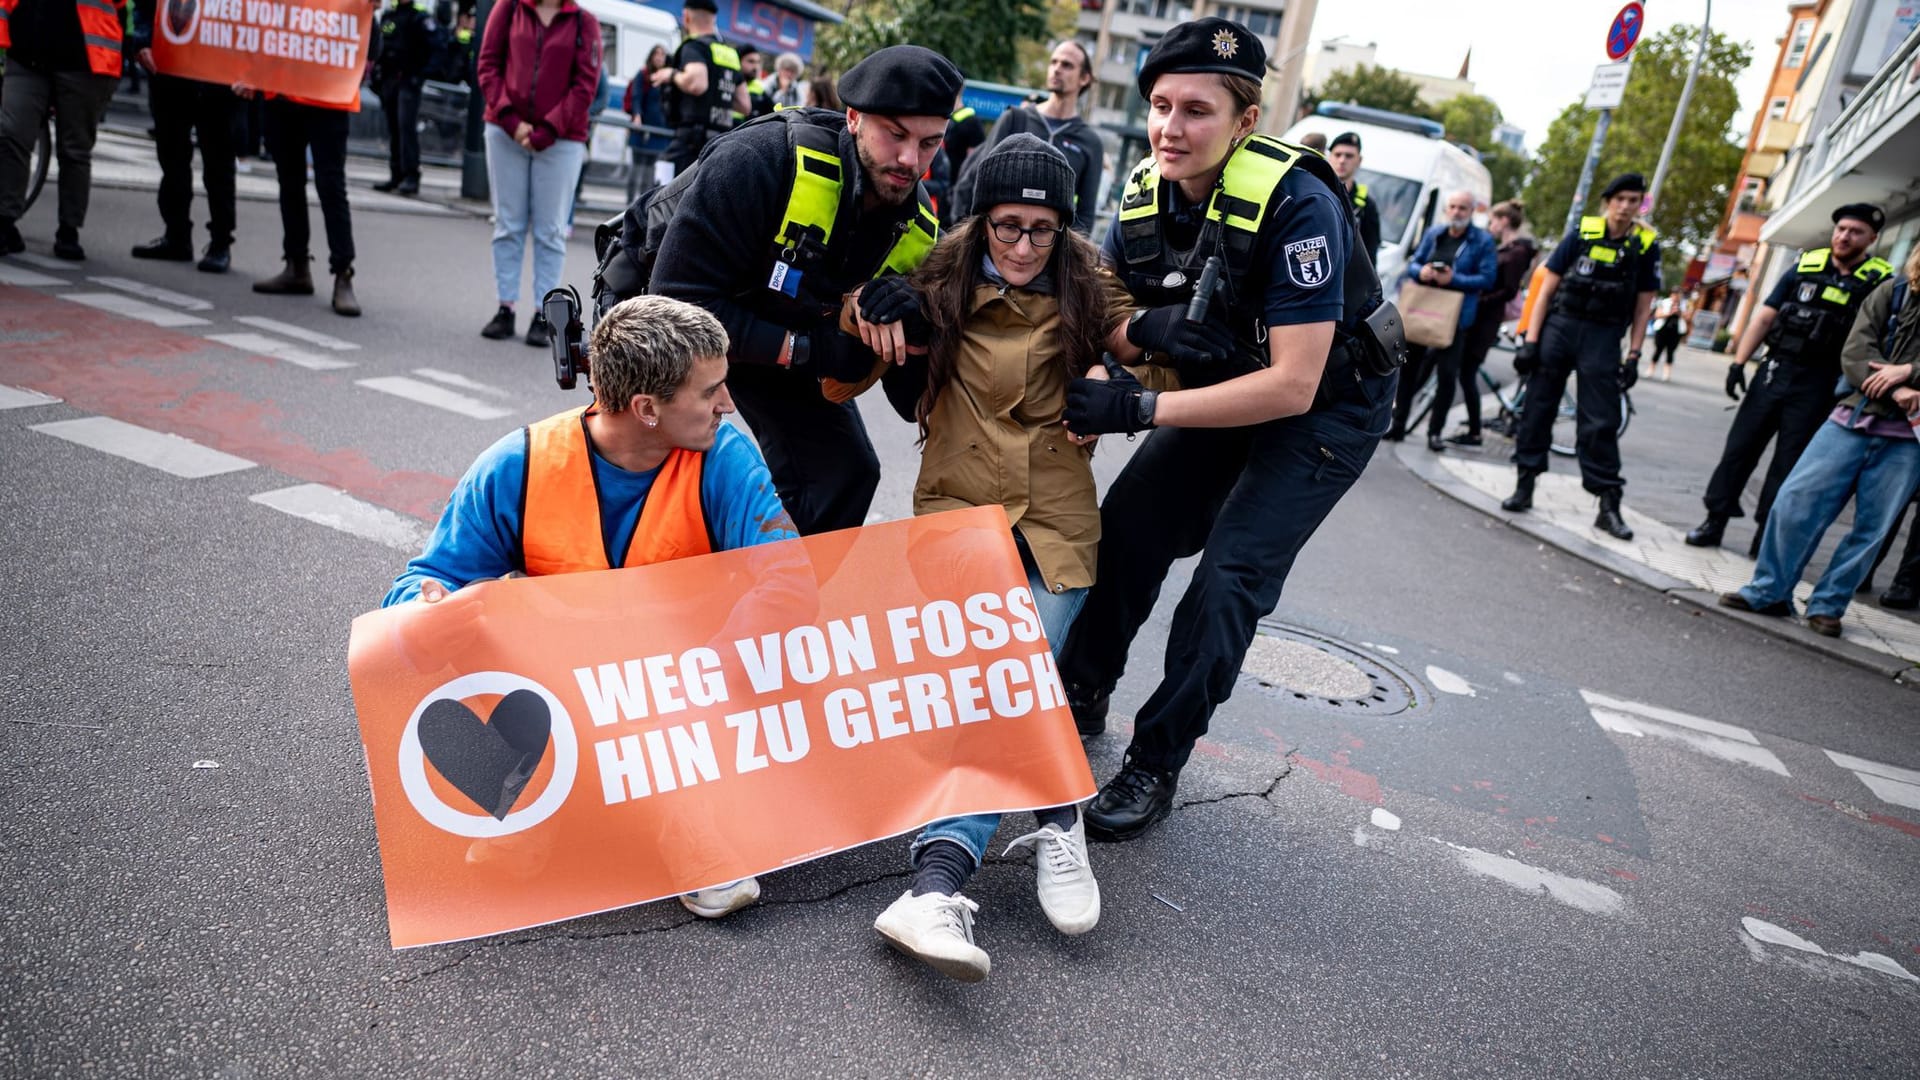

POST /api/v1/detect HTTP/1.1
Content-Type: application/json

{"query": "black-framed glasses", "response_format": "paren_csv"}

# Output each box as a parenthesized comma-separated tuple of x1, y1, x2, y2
(989, 220, 1061, 248)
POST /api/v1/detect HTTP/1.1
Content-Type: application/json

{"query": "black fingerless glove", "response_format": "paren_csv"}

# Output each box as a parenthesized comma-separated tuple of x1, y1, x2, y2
(1065, 377, 1157, 436)
(1126, 305, 1235, 364)
(857, 274, 931, 345)
(1725, 363, 1746, 401)
(1620, 357, 1639, 390)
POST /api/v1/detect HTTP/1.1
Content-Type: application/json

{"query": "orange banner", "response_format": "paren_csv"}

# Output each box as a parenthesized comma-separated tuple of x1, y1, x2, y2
(151, 0, 372, 108)
(347, 507, 1096, 948)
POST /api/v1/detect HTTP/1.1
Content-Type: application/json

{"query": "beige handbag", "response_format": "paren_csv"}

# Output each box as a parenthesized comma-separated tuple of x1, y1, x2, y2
(1397, 281, 1465, 349)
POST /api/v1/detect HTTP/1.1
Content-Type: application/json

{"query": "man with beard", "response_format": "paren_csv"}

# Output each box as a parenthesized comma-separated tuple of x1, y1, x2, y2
(644, 45, 957, 534)
(951, 40, 1102, 235)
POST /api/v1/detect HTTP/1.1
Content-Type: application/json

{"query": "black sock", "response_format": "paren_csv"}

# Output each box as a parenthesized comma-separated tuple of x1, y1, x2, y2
(1034, 803, 1078, 832)
(910, 839, 974, 897)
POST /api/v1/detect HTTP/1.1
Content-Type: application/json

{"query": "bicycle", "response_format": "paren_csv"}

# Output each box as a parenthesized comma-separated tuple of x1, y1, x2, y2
(1403, 344, 1632, 457)
(0, 59, 54, 217)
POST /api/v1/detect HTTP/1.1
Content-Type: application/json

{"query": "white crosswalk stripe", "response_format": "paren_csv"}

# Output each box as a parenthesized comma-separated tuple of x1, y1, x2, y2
(413, 368, 513, 398)
(31, 417, 255, 478)
(206, 332, 356, 372)
(232, 315, 359, 351)
(356, 376, 512, 420)
(1582, 690, 1789, 776)
(250, 484, 428, 551)
(88, 276, 214, 311)
(0, 263, 64, 287)
(0, 385, 61, 410)
(59, 292, 211, 328)
(4, 252, 73, 271)
(1824, 750, 1920, 811)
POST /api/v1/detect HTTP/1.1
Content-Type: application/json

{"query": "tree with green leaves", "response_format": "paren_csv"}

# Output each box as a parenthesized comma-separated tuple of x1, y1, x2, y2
(1523, 25, 1748, 280)
(1434, 93, 1502, 148)
(1311, 64, 1434, 120)
(814, 0, 1052, 85)
(1481, 144, 1530, 204)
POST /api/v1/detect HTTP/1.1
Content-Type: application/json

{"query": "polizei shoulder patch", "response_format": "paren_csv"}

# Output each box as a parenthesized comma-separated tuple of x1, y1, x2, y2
(1286, 235, 1330, 288)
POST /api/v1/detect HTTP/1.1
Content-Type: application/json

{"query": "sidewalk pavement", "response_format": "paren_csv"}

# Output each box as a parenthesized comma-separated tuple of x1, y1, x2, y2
(1399, 343, 1920, 685)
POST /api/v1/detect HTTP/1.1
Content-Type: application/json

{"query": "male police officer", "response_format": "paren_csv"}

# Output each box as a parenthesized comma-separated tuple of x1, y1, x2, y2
(645, 45, 957, 535)
(1503, 173, 1660, 541)
(371, 0, 442, 196)
(652, 0, 748, 177)
(1328, 132, 1381, 264)
(1685, 204, 1892, 552)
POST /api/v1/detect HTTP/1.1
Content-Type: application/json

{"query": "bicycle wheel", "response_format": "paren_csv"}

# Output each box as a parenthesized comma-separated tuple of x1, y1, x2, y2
(1616, 390, 1633, 440)
(1550, 386, 1578, 457)
(23, 119, 51, 214)
(1404, 369, 1437, 430)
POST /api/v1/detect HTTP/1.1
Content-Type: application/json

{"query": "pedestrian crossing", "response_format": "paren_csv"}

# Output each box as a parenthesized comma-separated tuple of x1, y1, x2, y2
(30, 416, 256, 478)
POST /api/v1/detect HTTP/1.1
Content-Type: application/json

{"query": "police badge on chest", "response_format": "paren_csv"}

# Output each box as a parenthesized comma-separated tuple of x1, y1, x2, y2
(1576, 256, 1596, 277)
(1797, 282, 1817, 303)
(1286, 236, 1330, 288)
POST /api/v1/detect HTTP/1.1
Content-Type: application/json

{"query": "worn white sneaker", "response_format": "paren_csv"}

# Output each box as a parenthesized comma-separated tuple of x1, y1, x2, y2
(1004, 810, 1100, 935)
(873, 891, 991, 982)
(679, 877, 760, 919)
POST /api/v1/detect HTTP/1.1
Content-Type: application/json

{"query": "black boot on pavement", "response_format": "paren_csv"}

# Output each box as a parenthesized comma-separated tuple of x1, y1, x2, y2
(1068, 687, 1109, 738)
(481, 305, 516, 340)
(1085, 756, 1178, 843)
(1595, 490, 1633, 541)
(133, 235, 195, 261)
(1501, 470, 1537, 513)
(332, 268, 361, 317)
(1685, 513, 1727, 548)
(397, 177, 420, 196)
(197, 242, 231, 274)
(372, 178, 401, 193)
(1446, 431, 1483, 447)
(1426, 434, 1447, 453)
(525, 313, 551, 348)
(0, 219, 23, 256)
(253, 257, 315, 295)
(52, 227, 84, 261)
(1882, 582, 1919, 610)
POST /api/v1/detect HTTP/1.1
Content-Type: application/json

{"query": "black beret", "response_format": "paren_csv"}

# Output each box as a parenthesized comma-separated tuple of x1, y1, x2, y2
(1832, 203, 1885, 232)
(1329, 131, 1362, 152)
(839, 45, 965, 118)
(1136, 17, 1267, 98)
(1600, 173, 1647, 199)
(682, 0, 717, 12)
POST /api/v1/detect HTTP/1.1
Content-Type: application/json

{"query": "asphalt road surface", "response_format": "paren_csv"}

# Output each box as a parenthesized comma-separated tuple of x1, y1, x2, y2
(3, 185, 1917, 1078)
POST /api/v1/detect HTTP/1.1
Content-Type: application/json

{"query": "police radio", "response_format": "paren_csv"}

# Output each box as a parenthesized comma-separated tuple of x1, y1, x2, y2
(542, 286, 590, 391)
(1186, 255, 1225, 324)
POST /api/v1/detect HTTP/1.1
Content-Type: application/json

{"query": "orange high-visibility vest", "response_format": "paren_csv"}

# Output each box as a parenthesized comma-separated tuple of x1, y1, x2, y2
(521, 407, 711, 575)
(1517, 262, 1550, 336)
(0, 0, 126, 78)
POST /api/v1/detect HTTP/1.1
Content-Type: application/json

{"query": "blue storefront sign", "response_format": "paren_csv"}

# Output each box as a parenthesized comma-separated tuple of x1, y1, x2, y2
(642, 0, 841, 60)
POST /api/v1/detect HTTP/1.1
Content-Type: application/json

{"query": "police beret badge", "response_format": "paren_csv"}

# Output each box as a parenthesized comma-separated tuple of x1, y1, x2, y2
(1212, 29, 1239, 59)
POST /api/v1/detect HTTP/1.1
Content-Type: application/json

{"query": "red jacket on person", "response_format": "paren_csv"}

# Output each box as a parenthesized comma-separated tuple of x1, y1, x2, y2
(476, 0, 601, 151)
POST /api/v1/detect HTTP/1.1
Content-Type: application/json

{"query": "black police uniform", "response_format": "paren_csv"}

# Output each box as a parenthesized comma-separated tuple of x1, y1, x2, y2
(663, 33, 743, 175)
(373, 0, 441, 191)
(1351, 181, 1382, 265)
(1699, 245, 1894, 535)
(1061, 137, 1395, 791)
(944, 107, 987, 181)
(1513, 215, 1661, 494)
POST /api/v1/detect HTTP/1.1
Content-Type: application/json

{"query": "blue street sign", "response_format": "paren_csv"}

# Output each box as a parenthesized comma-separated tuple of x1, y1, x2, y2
(1607, 2, 1645, 61)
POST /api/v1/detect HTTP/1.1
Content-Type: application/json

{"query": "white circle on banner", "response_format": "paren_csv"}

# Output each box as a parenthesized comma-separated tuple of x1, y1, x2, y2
(397, 671, 579, 838)
(159, 0, 202, 47)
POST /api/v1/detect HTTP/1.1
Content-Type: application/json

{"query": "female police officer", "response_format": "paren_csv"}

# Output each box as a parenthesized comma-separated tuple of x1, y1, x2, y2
(1057, 18, 1400, 841)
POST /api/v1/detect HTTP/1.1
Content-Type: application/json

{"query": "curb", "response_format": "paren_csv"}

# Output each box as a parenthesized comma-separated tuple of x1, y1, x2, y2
(1393, 439, 1920, 691)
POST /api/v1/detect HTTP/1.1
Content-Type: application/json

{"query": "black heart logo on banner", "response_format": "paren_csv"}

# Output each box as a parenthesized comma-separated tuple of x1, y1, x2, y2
(417, 690, 553, 820)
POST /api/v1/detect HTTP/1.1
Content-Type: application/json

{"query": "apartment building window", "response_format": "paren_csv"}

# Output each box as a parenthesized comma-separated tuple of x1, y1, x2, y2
(1784, 18, 1814, 68)
(1216, 5, 1282, 37)
(1767, 97, 1789, 119)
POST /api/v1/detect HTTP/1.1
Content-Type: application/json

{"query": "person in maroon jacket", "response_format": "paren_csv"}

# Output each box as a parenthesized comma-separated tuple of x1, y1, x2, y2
(475, 0, 601, 348)
(1447, 199, 1536, 445)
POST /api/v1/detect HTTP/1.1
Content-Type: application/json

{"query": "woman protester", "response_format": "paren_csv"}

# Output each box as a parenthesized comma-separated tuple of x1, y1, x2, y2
(476, 0, 601, 348)
(623, 44, 672, 173)
(1448, 199, 1535, 446)
(840, 134, 1127, 983)
(1649, 289, 1688, 381)
(1052, 18, 1400, 841)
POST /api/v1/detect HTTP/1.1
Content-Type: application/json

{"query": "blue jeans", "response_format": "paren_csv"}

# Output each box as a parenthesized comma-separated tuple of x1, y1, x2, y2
(483, 126, 585, 307)
(912, 543, 1088, 866)
(1740, 420, 1920, 619)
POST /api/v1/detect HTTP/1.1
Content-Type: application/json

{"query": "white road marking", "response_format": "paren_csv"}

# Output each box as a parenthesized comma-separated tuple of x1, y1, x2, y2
(1425, 665, 1476, 697)
(1740, 917, 1917, 983)
(1825, 750, 1920, 787)
(0, 385, 61, 410)
(1370, 808, 1402, 831)
(413, 368, 511, 398)
(233, 315, 359, 351)
(1825, 750, 1920, 811)
(31, 417, 254, 478)
(0, 263, 64, 286)
(356, 376, 512, 420)
(1581, 690, 1788, 776)
(5, 252, 74, 271)
(1502, 672, 1525, 685)
(250, 484, 428, 551)
(206, 332, 355, 372)
(88, 276, 213, 310)
(1432, 838, 1624, 915)
(60, 292, 210, 327)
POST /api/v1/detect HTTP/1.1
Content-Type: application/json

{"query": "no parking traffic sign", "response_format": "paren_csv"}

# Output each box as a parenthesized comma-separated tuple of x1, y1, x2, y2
(1608, 2, 1645, 61)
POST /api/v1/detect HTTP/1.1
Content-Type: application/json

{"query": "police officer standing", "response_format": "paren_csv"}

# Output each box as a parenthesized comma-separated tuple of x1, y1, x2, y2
(372, 0, 442, 195)
(1685, 204, 1891, 552)
(1502, 173, 1661, 541)
(1327, 132, 1380, 264)
(644, 45, 957, 534)
(652, 0, 747, 177)
(1054, 19, 1400, 840)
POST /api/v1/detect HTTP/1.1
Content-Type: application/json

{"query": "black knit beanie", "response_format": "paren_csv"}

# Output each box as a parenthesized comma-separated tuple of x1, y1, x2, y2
(971, 133, 1075, 217)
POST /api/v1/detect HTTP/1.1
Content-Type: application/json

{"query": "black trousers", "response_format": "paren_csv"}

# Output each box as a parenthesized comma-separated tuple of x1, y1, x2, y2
(150, 74, 238, 246)
(1652, 322, 1682, 366)
(1422, 334, 1471, 439)
(1058, 412, 1381, 774)
(1514, 314, 1625, 493)
(265, 99, 354, 274)
(725, 363, 881, 535)
(379, 78, 423, 183)
(1869, 492, 1920, 590)
(1701, 359, 1834, 527)
(1457, 307, 1505, 436)
(1388, 344, 1431, 439)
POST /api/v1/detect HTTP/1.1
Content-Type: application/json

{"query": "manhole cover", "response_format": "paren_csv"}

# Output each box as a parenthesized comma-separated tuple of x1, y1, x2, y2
(1240, 621, 1422, 716)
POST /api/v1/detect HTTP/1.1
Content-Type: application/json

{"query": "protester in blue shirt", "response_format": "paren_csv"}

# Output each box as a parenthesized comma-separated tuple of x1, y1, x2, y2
(1389, 190, 1497, 450)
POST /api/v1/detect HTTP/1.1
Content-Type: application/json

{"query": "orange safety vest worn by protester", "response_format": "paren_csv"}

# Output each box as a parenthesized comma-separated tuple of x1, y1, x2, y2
(521, 406, 712, 574)
(0, 0, 126, 77)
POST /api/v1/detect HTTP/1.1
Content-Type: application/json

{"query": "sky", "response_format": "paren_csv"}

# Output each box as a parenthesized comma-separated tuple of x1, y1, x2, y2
(1304, 0, 1789, 151)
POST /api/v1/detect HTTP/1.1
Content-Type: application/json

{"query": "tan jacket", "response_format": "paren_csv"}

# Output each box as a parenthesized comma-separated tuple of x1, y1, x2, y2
(915, 282, 1100, 593)
(1838, 273, 1920, 421)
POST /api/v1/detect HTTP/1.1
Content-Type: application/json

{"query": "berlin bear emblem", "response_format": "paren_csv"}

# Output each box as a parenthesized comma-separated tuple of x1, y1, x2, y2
(1285, 236, 1330, 288)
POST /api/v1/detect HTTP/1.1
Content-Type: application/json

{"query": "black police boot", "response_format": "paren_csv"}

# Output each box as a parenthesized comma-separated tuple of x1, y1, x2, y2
(1881, 581, 1919, 610)
(52, 226, 85, 261)
(1067, 687, 1109, 738)
(1501, 470, 1537, 513)
(525, 313, 552, 348)
(1595, 489, 1634, 541)
(0, 219, 23, 256)
(1084, 756, 1178, 843)
(197, 242, 231, 274)
(372, 177, 402, 193)
(397, 176, 420, 196)
(133, 234, 195, 261)
(1685, 513, 1727, 548)
(1426, 434, 1447, 453)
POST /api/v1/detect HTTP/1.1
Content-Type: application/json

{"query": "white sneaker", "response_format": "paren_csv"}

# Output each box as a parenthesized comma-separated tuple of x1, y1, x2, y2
(1004, 810, 1101, 935)
(679, 877, 760, 919)
(873, 891, 990, 982)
